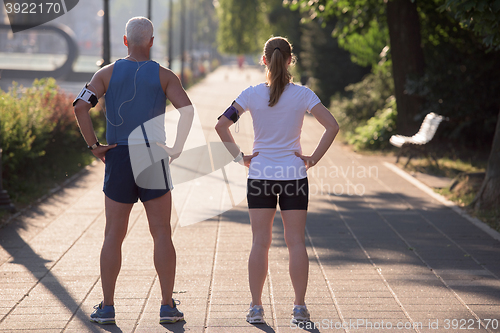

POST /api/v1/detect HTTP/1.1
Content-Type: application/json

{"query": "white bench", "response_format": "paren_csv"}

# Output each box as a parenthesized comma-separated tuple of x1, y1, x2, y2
(390, 112, 447, 167)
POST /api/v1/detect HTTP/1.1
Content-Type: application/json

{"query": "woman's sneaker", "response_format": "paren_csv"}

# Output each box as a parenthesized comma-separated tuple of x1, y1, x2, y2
(90, 302, 115, 325)
(292, 305, 310, 323)
(246, 304, 265, 324)
(160, 299, 184, 324)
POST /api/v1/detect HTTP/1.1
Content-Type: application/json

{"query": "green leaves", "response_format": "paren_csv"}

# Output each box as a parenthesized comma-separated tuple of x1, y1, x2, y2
(216, 0, 268, 54)
(441, 0, 500, 50)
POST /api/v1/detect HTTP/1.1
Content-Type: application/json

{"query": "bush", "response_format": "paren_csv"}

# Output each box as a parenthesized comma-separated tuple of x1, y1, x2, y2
(346, 96, 397, 151)
(0, 78, 105, 203)
(330, 60, 394, 134)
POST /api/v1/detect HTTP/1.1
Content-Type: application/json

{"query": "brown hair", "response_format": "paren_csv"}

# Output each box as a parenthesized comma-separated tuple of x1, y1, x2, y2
(263, 37, 294, 107)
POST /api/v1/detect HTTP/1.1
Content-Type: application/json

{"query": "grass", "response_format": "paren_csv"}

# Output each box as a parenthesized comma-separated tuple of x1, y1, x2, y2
(0, 149, 96, 227)
(434, 172, 500, 232)
(399, 156, 486, 179)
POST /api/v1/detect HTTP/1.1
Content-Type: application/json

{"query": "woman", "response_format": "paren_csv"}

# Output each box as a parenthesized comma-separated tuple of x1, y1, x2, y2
(215, 36, 339, 324)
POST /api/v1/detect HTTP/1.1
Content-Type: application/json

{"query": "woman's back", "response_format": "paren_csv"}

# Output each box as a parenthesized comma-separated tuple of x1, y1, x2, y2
(236, 82, 320, 180)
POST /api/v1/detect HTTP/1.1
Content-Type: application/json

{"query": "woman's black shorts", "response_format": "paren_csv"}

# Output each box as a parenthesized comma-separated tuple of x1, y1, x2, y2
(247, 178, 308, 210)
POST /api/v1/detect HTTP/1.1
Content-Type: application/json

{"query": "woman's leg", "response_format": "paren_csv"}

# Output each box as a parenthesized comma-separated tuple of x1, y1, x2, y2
(281, 210, 308, 306)
(248, 208, 276, 306)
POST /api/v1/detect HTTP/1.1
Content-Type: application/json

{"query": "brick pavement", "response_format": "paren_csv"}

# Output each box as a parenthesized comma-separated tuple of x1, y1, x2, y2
(0, 66, 499, 333)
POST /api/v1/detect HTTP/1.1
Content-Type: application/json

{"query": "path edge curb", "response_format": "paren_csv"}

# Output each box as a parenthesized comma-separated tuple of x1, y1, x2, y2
(383, 161, 500, 242)
(2, 159, 99, 227)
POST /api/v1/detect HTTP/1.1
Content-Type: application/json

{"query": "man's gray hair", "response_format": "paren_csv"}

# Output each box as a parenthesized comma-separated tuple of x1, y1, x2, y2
(125, 17, 154, 47)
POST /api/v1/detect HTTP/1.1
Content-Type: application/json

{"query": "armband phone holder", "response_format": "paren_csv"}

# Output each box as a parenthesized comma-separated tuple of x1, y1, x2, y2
(218, 102, 240, 123)
(73, 83, 98, 107)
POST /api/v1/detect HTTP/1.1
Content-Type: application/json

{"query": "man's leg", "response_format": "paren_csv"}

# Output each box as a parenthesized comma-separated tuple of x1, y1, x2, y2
(143, 192, 175, 307)
(101, 196, 134, 306)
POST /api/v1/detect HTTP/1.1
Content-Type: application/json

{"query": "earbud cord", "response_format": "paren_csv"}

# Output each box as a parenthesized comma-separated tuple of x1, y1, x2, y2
(105, 56, 151, 127)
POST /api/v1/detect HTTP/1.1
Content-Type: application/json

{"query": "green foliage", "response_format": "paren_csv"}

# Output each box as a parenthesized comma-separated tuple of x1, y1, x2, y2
(216, 0, 268, 54)
(1, 79, 58, 174)
(346, 96, 397, 150)
(287, 0, 386, 39)
(286, 0, 389, 68)
(0, 79, 104, 203)
(299, 19, 370, 103)
(338, 19, 390, 67)
(440, 0, 500, 50)
(330, 60, 394, 133)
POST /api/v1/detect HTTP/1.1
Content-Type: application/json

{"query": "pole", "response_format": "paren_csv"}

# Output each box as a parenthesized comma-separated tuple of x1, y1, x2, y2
(189, 1, 195, 76)
(101, 0, 111, 67)
(180, 0, 185, 86)
(0, 149, 15, 213)
(168, 0, 173, 69)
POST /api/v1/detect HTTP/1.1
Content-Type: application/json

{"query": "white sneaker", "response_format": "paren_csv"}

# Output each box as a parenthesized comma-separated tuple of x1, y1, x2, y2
(292, 304, 310, 323)
(246, 304, 265, 324)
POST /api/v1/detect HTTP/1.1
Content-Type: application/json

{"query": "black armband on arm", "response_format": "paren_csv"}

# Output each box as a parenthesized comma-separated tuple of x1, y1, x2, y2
(73, 83, 98, 107)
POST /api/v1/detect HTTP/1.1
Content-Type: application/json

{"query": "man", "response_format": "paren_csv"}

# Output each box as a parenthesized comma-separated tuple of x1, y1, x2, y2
(74, 17, 194, 325)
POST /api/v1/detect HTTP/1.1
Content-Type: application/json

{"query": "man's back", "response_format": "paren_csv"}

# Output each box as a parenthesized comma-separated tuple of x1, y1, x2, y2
(104, 59, 166, 145)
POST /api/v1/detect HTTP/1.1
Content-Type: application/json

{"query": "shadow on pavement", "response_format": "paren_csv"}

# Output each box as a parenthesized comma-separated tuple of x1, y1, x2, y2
(251, 322, 276, 332)
(161, 320, 186, 332)
(0, 221, 102, 332)
(218, 190, 500, 318)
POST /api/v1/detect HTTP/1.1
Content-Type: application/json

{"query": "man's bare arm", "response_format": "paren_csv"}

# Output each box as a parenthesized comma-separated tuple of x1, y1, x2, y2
(73, 65, 116, 163)
(158, 67, 194, 161)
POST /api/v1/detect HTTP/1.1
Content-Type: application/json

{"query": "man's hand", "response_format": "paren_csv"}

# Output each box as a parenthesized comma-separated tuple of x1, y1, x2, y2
(295, 152, 316, 170)
(156, 142, 181, 164)
(92, 144, 117, 163)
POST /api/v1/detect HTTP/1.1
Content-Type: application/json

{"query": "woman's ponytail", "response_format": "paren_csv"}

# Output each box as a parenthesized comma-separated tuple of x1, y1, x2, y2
(264, 37, 294, 107)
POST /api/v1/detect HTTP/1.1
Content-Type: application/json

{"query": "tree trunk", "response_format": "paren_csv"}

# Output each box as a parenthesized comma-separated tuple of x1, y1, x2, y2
(386, 0, 425, 136)
(472, 110, 500, 210)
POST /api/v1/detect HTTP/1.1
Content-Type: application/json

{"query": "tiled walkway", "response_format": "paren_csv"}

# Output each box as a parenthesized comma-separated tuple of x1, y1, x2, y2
(1, 66, 499, 332)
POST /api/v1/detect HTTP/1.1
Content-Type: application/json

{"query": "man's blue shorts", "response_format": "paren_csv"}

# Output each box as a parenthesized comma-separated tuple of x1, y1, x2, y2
(103, 145, 171, 204)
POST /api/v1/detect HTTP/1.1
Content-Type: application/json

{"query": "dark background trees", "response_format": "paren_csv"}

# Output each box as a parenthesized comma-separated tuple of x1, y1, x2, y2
(441, 0, 500, 210)
(215, 0, 500, 211)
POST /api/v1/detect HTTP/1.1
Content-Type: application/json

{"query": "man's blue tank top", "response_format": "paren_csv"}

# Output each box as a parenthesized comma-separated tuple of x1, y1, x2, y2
(105, 59, 167, 145)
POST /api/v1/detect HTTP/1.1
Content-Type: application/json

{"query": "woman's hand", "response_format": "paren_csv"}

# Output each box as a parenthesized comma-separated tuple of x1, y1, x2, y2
(243, 152, 259, 168)
(295, 152, 317, 170)
(92, 144, 117, 163)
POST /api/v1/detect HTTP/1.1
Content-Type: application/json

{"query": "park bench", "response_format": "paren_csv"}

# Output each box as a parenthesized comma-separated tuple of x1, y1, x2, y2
(389, 112, 447, 167)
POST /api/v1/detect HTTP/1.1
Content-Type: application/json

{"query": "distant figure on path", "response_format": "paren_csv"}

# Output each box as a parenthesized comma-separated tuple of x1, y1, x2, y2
(215, 37, 339, 324)
(74, 17, 194, 325)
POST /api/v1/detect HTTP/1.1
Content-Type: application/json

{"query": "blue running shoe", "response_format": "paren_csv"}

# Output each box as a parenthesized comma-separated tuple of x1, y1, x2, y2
(90, 302, 115, 325)
(160, 299, 184, 324)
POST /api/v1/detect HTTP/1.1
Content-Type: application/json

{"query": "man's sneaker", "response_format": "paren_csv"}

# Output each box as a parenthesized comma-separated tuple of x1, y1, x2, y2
(292, 304, 310, 323)
(246, 304, 265, 324)
(90, 302, 115, 325)
(160, 299, 184, 324)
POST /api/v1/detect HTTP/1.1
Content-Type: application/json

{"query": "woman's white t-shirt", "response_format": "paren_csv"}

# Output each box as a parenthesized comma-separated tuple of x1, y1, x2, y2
(235, 83, 321, 180)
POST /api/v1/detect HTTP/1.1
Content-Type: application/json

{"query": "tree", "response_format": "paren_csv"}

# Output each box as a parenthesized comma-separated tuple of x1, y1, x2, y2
(216, 0, 266, 54)
(288, 0, 426, 135)
(442, 0, 500, 210)
(299, 19, 370, 103)
(386, 0, 425, 135)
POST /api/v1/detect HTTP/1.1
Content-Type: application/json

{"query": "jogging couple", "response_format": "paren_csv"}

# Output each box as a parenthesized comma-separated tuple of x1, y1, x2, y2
(74, 16, 339, 326)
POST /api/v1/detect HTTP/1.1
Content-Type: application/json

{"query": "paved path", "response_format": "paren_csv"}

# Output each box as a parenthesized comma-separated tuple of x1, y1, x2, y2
(1, 66, 499, 333)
